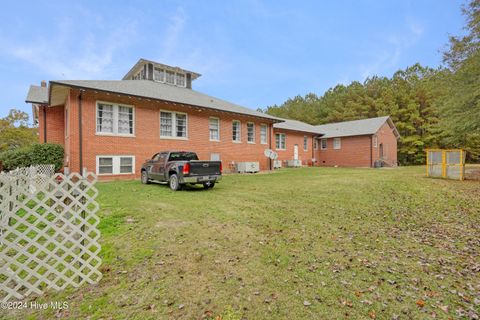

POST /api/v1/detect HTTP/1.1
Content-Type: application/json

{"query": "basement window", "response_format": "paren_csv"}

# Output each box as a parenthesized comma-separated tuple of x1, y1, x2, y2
(333, 138, 341, 150)
(97, 156, 135, 175)
(275, 133, 286, 150)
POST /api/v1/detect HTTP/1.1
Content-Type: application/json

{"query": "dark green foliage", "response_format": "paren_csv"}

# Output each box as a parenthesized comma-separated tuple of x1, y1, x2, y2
(262, 1, 480, 164)
(0, 143, 64, 171)
(439, 0, 480, 161)
(0, 109, 37, 152)
(261, 64, 442, 165)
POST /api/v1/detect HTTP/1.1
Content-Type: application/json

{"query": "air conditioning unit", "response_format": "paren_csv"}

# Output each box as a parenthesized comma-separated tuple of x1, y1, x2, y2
(236, 162, 260, 173)
(286, 160, 302, 167)
(273, 160, 282, 169)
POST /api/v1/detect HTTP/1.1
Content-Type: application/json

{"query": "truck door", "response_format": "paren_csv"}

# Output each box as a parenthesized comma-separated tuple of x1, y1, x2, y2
(152, 152, 168, 180)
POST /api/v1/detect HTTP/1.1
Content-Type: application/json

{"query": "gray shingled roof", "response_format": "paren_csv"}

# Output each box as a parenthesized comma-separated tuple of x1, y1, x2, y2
(315, 116, 399, 138)
(273, 118, 322, 134)
(25, 85, 48, 104)
(50, 80, 282, 121)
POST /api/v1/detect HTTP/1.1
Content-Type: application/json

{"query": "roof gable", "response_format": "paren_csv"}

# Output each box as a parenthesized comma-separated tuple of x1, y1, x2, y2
(25, 85, 48, 104)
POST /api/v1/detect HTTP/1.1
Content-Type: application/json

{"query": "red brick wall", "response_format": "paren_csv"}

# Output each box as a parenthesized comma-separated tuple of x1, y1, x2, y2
(316, 135, 372, 167)
(38, 105, 65, 145)
(65, 89, 280, 179)
(315, 121, 398, 167)
(272, 129, 316, 166)
(372, 121, 398, 166)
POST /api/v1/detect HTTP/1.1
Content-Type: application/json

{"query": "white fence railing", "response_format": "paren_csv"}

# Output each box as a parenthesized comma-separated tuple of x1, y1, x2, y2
(0, 165, 102, 302)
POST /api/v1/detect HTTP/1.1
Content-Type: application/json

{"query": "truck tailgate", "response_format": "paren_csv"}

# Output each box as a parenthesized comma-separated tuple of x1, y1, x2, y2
(188, 161, 221, 176)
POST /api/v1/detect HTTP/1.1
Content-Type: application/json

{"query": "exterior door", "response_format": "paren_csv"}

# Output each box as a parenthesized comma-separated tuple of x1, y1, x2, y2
(379, 143, 384, 159)
(294, 144, 299, 160)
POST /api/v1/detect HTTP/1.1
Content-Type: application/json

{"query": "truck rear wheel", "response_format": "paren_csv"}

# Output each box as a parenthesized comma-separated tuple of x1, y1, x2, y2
(169, 174, 182, 191)
(203, 181, 215, 189)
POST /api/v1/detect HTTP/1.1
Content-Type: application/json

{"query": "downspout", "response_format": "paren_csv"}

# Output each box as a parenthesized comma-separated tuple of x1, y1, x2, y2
(370, 135, 373, 168)
(269, 124, 273, 170)
(78, 91, 84, 175)
(311, 136, 314, 166)
(43, 106, 47, 143)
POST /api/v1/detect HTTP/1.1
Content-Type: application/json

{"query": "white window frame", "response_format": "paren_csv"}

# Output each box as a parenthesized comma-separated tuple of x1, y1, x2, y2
(160, 110, 188, 140)
(153, 67, 187, 88)
(275, 133, 286, 150)
(153, 67, 165, 82)
(175, 73, 186, 87)
(232, 120, 241, 143)
(96, 155, 135, 175)
(373, 135, 378, 148)
(96, 101, 135, 137)
(260, 124, 268, 145)
(247, 122, 255, 144)
(303, 136, 308, 151)
(333, 137, 341, 150)
(209, 117, 220, 141)
(320, 138, 327, 150)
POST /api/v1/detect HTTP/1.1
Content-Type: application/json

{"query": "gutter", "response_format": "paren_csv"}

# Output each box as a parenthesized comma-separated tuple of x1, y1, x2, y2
(269, 124, 273, 170)
(370, 135, 373, 168)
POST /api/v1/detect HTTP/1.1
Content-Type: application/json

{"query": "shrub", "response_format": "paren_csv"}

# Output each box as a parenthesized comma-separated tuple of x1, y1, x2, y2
(0, 143, 64, 172)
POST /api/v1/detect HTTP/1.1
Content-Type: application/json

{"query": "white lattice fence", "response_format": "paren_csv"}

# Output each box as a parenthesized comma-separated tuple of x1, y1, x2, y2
(0, 167, 102, 302)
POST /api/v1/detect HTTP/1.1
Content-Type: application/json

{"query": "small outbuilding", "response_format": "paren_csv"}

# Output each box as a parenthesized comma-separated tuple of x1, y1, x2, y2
(315, 116, 400, 167)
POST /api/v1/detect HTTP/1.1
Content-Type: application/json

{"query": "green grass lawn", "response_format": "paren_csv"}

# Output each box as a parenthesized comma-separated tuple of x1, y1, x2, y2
(7, 166, 480, 320)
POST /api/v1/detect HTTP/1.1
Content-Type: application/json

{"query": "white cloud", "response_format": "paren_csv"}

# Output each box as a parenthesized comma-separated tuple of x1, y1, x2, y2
(159, 7, 186, 62)
(359, 18, 425, 80)
(0, 8, 138, 79)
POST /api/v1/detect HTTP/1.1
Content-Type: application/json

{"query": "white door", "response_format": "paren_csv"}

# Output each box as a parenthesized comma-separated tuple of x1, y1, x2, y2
(294, 144, 299, 160)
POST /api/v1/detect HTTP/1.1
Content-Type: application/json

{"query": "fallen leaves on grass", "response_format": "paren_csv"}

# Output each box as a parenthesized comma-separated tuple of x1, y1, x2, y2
(416, 299, 425, 308)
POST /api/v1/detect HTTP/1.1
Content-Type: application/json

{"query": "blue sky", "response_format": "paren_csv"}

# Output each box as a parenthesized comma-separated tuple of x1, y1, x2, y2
(0, 1, 466, 120)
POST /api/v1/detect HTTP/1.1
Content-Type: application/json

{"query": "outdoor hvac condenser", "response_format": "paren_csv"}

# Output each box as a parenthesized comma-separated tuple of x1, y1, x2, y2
(236, 162, 260, 173)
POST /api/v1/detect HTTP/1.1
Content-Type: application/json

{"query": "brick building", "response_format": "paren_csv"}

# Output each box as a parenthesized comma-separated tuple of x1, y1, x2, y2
(25, 59, 399, 180)
(315, 117, 400, 167)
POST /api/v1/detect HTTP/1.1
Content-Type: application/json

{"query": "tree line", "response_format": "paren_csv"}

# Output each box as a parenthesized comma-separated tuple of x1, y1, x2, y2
(261, 0, 479, 164)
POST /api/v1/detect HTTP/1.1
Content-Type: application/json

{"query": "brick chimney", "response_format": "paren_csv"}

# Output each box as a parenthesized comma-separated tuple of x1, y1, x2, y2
(41, 80, 47, 87)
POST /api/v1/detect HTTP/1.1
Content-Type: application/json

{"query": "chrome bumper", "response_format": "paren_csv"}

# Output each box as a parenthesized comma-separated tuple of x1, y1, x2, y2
(181, 175, 222, 184)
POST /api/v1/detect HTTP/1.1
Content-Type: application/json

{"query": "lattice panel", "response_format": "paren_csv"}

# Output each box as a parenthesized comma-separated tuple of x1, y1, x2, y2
(0, 169, 102, 302)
